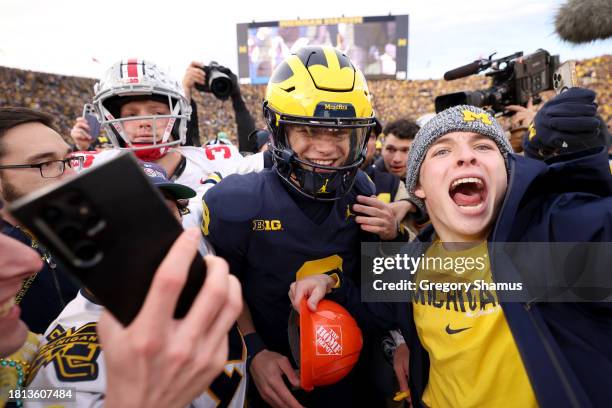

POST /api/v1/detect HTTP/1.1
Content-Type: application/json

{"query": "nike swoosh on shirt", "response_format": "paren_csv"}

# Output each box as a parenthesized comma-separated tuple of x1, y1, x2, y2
(445, 324, 471, 335)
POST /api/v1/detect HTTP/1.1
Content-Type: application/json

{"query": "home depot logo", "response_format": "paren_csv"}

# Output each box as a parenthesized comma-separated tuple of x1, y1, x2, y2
(315, 325, 343, 356)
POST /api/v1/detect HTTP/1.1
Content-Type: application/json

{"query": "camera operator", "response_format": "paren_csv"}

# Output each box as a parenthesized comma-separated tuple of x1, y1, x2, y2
(506, 98, 538, 153)
(183, 61, 257, 153)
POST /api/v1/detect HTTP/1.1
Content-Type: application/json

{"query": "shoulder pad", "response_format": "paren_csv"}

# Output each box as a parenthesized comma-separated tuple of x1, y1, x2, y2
(353, 170, 376, 196)
(203, 172, 264, 222)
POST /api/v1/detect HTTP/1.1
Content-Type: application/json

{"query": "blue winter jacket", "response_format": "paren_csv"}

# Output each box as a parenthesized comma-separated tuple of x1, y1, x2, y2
(332, 146, 612, 408)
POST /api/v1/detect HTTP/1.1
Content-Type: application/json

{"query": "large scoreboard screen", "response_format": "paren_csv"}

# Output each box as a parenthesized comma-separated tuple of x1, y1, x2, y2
(237, 15, 409, 84)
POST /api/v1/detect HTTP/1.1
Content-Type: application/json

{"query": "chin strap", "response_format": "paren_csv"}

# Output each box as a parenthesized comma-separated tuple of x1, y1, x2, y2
(292, 164, 344, 197)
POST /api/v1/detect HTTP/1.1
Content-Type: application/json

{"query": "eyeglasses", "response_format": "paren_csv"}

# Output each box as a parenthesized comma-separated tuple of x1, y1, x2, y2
(0, 156, 84, 178)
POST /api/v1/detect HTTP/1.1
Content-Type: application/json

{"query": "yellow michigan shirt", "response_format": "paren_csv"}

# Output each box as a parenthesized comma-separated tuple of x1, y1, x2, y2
(412, 241, 537, 408)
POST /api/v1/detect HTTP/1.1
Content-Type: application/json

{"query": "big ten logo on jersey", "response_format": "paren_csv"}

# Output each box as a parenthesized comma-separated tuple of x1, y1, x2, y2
(204, 327, 247, 408)
(252, 219, 282, 231)
(27, 322, 101, 384)
(204, 145, 232, 161)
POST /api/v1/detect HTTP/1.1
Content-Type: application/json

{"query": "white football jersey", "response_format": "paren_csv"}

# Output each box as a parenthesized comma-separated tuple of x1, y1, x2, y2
(72, 146, 264, 239)
(25, 292, 247, 408)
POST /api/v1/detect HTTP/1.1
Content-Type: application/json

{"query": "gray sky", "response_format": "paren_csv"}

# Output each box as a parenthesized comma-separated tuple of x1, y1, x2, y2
(1, 0, 610, 81)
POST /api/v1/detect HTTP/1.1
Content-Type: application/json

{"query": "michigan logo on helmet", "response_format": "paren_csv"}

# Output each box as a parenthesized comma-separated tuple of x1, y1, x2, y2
(263, 46, 375, 201)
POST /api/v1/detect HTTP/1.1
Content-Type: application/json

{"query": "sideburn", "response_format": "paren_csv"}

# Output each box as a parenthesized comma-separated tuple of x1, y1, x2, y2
(0, 177, 23, 203)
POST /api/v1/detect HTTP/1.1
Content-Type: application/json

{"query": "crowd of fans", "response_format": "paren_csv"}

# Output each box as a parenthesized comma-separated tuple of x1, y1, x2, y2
(0, 55, 610, 144)
(0, 45, 610, 408)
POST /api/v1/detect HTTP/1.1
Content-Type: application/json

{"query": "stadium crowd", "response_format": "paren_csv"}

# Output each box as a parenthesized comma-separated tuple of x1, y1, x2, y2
(0, 41, 610, 408)
(1, 55, 610, 146)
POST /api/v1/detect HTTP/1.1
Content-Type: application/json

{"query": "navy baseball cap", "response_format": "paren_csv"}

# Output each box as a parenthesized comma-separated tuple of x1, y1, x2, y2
(140, 162, 196, 200)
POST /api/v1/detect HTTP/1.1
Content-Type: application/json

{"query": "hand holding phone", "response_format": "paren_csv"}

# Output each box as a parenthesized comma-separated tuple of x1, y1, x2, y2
(99, 237, 242, 408)
(70, 105, 100, 150)
(553, 60, 578, 94)
(8, 153, 206, 325)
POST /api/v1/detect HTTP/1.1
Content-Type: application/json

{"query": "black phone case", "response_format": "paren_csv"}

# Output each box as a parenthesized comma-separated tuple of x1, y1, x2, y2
(9, 152, 206, 326)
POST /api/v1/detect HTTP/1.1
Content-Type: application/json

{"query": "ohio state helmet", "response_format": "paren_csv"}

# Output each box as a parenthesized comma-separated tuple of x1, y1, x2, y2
(92, 59, 191, 160)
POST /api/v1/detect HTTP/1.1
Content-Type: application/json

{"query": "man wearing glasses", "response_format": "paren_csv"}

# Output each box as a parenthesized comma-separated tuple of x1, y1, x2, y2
(0, 107, 81, 333)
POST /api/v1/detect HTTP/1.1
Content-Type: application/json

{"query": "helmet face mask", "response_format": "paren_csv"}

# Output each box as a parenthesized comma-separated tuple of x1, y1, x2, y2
(264, 46, 375, 201)
(92, 59, 191, 161)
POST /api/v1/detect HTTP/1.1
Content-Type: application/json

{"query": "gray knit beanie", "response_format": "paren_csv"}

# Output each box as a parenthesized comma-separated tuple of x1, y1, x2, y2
(406, 105, 512, 210)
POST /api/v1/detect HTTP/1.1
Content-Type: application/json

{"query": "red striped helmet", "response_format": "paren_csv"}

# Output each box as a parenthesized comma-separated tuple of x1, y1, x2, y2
(92, 59, 191, 160)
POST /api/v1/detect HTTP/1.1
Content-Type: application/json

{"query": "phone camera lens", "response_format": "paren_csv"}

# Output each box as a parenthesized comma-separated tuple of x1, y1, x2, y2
(59, 225, 82, 243)
(84, 214, 100, 229)
(42, 206, 62, 223)
(74, 241, 101, 263)
(65, 190, 85, 207)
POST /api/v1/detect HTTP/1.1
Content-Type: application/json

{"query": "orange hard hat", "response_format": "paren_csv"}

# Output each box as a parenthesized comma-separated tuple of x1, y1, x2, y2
(288, 298, 363, 392)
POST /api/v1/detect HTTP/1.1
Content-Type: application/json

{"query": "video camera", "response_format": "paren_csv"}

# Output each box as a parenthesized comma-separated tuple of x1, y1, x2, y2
(435, 49, 560, 114)
(195, 62, 235, 100)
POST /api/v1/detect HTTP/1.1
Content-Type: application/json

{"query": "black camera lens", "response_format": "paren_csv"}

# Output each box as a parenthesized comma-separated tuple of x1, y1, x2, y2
(42, 205, 62, 224)
(209, 73, 232, 99)
(196, 63, 233, 99)
(59, 224, 82, 243)
(84, 214, 102, 229)
(74, 241, 102, 263)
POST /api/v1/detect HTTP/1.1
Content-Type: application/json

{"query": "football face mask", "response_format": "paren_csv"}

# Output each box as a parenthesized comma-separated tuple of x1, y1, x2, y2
(276, 115, 372, 199)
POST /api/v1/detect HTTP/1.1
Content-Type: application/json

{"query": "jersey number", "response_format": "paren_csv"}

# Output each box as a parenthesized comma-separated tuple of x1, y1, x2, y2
(205, 145, 232, 160)
(208, 368, 243, 408)
(295, 255, 343, 280)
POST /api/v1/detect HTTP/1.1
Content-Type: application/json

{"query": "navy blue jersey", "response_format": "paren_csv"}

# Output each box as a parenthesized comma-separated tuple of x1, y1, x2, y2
(364, 163, 401, 202)
(203, 168, 376, 358)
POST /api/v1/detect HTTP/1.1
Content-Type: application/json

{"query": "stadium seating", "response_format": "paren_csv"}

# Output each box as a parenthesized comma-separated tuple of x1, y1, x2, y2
(1, 55, 609, 145)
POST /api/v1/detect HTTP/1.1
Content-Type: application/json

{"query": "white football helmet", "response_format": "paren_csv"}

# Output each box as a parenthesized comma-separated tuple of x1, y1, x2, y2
(92, 59, 192, 159)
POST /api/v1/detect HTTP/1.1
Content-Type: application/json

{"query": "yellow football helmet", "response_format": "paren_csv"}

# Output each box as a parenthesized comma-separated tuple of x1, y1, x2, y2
(263, 46, 375, 200)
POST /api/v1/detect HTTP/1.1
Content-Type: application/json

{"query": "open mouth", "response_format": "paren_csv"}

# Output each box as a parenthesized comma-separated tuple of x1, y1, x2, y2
(449, 177, 487, 209)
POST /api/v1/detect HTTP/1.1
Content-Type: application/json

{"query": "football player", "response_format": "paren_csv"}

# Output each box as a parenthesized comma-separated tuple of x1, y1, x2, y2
(204, 46, 402, 408)
(70, 59, 264, 232)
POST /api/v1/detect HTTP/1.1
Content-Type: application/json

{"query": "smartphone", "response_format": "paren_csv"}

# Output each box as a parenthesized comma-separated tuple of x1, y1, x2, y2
(553, 60, 578, 94)
(8, 152, 206, 326)
(82, 104, 101, 139)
